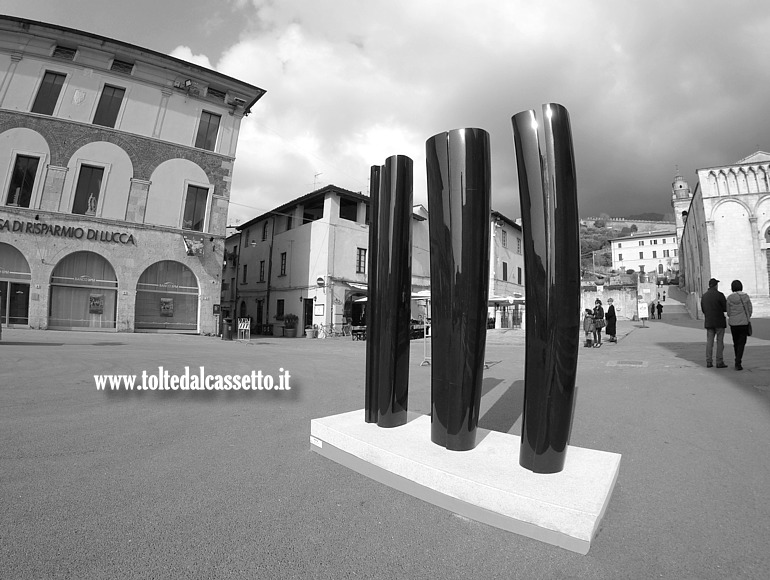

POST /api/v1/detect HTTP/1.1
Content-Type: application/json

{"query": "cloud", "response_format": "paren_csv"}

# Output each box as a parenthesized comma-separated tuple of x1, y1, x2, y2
(180, 0, 770, 223)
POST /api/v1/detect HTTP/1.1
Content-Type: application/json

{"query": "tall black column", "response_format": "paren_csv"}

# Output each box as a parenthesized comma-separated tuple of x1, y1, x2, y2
(364, 155, 413, 427)
(426, 128, 491, 451)
(511, 104, 581, 474)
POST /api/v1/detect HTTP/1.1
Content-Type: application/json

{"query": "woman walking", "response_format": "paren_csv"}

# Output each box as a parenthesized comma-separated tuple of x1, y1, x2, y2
(592, 298, 605, 347)
(726, 280, 752, 370)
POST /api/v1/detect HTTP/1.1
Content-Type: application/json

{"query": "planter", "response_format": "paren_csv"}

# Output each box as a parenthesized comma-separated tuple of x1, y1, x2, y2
(284, 328, 297, 338)
(305, 328, 317, 339)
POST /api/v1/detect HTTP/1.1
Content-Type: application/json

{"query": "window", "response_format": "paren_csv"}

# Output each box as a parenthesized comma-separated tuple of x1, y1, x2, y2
(652, 251, 657, 258)
(259, 260, 265, 282)
(618, 253, 623, 261)
(110, 59, 134, 75)
(339, 198, 358, 221)
(652, 239, 658, 245)
(262, 222, 268, 241)
(31, 71, 66, 115)
(639, 252, 644, 259)
(618, 243, 622, 248)
(517, 267, 522, 285)
(92, 85, 126, 128)
(502, 261, 508, 281)
(276, 299, 285, 319)
(244, 228, 249, 247)
(639, 241, 644, 246)
(663, 249, 669, 257)
(72, 165, 104, 215)
(673, 249, 678, 257)
(280, 252, 287, 276)
(52, 46, 76, 61)
(516, 237, 522, 254)
(182, 185, 208, 231)
(230, 277, 235, 299)
(356, 248, 366, 274)
(672, 237, 677, 244)
(5, 155, 40, 208)
(501, 229, 508, 248)
(286, 213, 293, 231)
(242, 265, 247, 284)
(658, 264, 664, 274)
(194, 111, 221, 151)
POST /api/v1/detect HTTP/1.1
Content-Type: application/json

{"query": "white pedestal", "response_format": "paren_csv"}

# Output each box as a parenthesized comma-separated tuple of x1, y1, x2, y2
(310, 410, 621, 554)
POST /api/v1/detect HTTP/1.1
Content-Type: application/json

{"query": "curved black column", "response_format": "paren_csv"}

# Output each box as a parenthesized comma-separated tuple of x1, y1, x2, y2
(365, 164, 381, 424)
(426, 129, 491, 451)
(364, 155, 413, 427)
(511, 104, 580, 474)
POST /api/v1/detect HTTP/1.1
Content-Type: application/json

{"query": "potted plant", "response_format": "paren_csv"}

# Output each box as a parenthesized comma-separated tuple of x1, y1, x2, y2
(305, 324, 316, 339)
(283, 313, 299, 338)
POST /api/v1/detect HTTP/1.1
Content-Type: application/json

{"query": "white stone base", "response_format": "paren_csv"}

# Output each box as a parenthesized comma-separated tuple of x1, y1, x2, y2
(310, 410, 621, 555)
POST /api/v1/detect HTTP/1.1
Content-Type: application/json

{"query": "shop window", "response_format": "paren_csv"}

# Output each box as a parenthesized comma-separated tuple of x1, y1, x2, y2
(93, 85, 126, 128)
(5, 155, 40, 208)
(49, 251, 118, 329)
(135, 261, 199, 331)
(356, 248, 366, 274)
(194, 111, 221, 151)
(72, 165, 104, 215)
(31, 71, 66, 115)
(182, 185, 208, 231)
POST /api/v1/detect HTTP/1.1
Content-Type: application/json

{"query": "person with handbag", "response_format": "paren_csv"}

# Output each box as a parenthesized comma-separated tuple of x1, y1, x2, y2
(592, 298, 605, 348)
(726, 279, 753, 371)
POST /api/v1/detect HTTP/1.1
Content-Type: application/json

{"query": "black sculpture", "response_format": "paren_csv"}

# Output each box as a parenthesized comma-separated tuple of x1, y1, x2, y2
(364, 155, 414, 427)
(511, 104, 580, 474)
(426, 128, 491, 451)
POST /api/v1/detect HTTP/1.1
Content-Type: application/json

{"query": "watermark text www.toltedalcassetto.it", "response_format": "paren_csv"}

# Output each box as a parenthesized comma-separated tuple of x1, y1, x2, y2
(94, 367, 291, 391)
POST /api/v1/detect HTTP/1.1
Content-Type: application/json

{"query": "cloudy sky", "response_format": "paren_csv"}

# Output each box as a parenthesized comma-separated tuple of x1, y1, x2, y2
(5, 0, 770, 225)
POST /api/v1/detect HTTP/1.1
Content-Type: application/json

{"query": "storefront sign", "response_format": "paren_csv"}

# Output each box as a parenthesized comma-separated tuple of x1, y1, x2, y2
(0, 218, 136, 245)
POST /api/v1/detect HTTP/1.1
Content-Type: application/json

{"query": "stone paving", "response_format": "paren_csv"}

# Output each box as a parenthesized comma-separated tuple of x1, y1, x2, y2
(1, 317, 769, 579)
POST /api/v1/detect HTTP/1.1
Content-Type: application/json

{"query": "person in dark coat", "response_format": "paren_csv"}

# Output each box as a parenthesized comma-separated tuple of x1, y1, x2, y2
(656, 302, 663, 319)
(592, 299, 605, 347)
(605, 297, 617, 342)
(700, 278, 727, 368)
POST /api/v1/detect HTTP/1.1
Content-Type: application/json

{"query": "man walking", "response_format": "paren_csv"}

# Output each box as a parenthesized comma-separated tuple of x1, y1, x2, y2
(701, 278, 727, 368)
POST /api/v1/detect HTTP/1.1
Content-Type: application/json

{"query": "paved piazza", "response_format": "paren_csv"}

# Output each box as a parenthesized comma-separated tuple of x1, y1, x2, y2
(2, 319, 769, 579)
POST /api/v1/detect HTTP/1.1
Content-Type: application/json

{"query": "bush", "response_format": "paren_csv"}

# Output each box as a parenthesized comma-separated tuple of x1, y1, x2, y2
(283, 313, 299, 329)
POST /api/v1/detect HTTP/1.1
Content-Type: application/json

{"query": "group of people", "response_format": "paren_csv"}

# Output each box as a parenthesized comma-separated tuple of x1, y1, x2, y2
(583, 297, 616, 347)
(649, 301, 663, 319)
(701, 278, 753, 370)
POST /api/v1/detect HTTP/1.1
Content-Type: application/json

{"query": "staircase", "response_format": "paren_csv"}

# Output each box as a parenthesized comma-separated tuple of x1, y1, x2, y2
(660, 285, 690, 317)
(666, 285, 770, 319)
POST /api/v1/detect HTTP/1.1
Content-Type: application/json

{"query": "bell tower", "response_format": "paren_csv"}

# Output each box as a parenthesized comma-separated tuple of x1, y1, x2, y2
(671, 166, 692, 242)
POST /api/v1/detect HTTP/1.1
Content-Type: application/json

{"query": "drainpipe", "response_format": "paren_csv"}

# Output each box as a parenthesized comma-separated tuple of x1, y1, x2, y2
(265, 214, 276, 329)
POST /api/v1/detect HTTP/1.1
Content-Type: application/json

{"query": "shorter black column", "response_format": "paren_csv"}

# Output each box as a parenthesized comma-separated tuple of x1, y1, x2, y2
(364, 155, 413, 427)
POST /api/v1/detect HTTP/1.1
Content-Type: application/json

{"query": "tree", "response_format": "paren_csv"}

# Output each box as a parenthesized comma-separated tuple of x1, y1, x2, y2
(630, 224, 638, 233)
(593, 219, 606, 228)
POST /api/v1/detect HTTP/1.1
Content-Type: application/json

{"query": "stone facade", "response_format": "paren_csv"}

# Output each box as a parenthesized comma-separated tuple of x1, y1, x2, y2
(0, 16, 264, 333)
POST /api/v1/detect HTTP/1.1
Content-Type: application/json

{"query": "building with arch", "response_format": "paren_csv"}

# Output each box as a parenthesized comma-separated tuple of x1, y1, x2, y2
(675, 152, 770, 316)
(0, 16, 264, 332)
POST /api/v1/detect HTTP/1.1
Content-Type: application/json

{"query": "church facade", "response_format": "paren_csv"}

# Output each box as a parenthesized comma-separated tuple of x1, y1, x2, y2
(674, 152, 770, 316)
